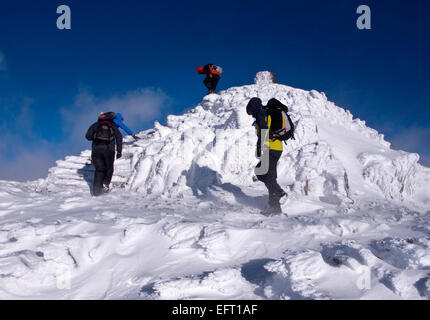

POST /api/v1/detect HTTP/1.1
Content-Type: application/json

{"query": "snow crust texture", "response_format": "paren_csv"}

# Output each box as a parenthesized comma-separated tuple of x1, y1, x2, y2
(1, 71, 430, 300)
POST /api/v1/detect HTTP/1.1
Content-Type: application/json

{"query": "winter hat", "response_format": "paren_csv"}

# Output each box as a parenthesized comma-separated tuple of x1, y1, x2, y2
(246, 97, 263, 115)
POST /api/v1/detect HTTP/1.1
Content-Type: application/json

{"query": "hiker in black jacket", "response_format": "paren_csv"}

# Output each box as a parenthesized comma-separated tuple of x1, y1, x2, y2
(246, 97, 286, 216)
(85, 117, 123, 196)
(197, 64, 222, 94)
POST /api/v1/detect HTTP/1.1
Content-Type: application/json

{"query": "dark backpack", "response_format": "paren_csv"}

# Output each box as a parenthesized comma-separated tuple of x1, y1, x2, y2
(265, 98, 295, 141)
(94, 121, 114, 142)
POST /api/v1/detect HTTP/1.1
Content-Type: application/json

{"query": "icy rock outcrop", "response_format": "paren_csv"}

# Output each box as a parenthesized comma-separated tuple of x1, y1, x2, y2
(42, 72, 430, 206)
(254, 71, 276, 85)
(40, 137, 143, 193)
(358, 152, 420, 200)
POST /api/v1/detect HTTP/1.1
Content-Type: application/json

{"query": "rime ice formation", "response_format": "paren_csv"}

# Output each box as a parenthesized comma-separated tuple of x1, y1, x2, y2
(41, 71, 430, 208)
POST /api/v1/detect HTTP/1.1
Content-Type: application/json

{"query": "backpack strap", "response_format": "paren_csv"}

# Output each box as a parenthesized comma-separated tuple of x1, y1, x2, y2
(264, 115, 272, 145)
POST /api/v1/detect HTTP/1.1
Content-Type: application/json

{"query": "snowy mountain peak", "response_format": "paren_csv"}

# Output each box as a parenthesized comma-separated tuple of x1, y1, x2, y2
(2, 72, 430, 300)
(39, 72, 430, 210)
(254, 71, 276, 85)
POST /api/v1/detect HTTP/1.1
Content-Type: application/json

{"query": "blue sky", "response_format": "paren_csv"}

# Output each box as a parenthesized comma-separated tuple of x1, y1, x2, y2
(0, 0, 429, 181)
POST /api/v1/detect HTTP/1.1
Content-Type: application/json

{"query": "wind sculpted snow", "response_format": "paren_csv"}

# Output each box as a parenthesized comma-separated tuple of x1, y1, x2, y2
(0, 71, 429, 299)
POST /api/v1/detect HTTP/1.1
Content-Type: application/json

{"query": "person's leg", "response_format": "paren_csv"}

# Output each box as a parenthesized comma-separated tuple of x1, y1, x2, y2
(256, 153, 278, 209)
(211, 75, 220, 93)
(269, 151, 284, 197)
(204, 76, 219, 93)
(102, 150, 116, 187)
(203, 77, 211, 92)
(255, 150, 284, 215)
(264, 150, 283, 210)
(256, 160, 268, 183)
(91, 148, 107, 196)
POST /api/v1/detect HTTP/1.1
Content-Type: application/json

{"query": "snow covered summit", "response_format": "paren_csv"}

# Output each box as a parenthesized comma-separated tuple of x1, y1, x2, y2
(43, 71, 430, 209)
(1, 71, 430, 299)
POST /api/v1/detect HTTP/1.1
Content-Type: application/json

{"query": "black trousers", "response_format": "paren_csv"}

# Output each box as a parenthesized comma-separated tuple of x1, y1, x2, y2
(203, 75, 220, 92)
(91, 147, 115, 196)
(256, 150, 283, 207)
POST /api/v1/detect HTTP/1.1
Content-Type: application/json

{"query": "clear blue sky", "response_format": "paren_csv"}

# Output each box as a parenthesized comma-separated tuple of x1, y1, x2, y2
(0, 0, 429, 181)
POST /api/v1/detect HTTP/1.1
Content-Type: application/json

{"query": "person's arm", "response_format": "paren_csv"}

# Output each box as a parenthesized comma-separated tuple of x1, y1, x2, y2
(255, 113, 268, 157)
(85, 123, 98, 141)
(256, 124, 262, 158)
(113, 126, 123, 158)
(113, 119, 133, 136)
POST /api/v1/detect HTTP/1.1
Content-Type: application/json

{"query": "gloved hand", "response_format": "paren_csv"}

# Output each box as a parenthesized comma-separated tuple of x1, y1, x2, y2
(132, 134, 139, 141)
(116, 153, 122, 159)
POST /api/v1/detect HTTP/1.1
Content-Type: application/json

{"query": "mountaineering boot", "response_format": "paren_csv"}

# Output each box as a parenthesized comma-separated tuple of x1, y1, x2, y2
(102, 184, 110, 194)
(261, 204, 282, 216)
(279, 189, 287, 198)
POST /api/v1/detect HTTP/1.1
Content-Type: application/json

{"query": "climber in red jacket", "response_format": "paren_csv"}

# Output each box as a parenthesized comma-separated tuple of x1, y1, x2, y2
(197, 64, 222, 94)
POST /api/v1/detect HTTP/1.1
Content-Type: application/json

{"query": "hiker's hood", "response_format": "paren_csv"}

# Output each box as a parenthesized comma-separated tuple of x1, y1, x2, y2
(246, 97, 263, 116)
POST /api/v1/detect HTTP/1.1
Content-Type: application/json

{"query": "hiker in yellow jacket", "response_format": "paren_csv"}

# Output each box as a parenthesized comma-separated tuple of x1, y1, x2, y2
(246, 97, 286, 216)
